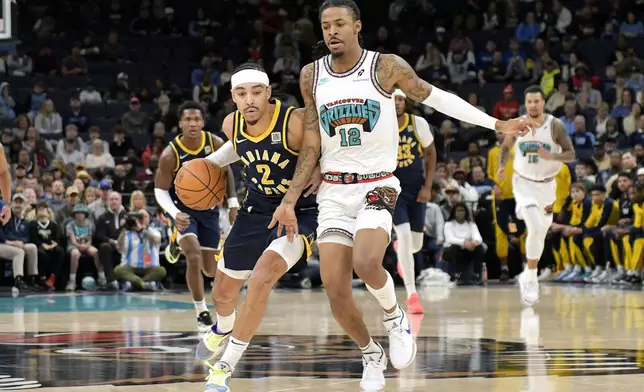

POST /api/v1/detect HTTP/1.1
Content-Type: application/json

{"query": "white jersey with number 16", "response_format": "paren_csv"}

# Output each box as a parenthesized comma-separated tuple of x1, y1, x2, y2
(513, 114, 562, 181)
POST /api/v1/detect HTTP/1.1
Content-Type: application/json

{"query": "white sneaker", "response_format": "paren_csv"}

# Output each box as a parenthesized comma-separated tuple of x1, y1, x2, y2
(196, 323, 231, 360)
(537, 268, 552, 281)
(204, 361, 232, 391)
(519, 271, 539, 306)
(360, 342, 387, 392)
(383, 306, 417, 369)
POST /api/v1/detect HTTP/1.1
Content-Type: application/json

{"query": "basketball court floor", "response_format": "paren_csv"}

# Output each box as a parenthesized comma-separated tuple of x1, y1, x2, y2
(1, 285, 644, 391)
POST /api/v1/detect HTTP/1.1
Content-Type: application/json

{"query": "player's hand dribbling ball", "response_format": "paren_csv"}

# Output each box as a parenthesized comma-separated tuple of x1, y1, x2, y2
(174, 159, 227, 211)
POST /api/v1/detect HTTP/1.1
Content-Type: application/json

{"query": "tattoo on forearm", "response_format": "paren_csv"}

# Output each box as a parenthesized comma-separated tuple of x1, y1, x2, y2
(377, 54, 432, 102)
(500, 145, 510, 167)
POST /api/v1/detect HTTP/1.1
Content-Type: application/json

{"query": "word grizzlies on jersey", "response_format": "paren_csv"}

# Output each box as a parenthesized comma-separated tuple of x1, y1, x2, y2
(318, 98, 381, 147)
(517, 140, 553, 164)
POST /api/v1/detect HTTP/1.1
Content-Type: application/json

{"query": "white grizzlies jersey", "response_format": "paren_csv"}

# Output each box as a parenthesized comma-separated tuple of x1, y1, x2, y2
(313, 50, 398, 174)
(513, 114, 562, 181)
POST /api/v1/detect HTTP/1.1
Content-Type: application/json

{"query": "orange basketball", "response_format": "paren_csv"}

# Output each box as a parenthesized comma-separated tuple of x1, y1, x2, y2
(174, 159, 227, 210)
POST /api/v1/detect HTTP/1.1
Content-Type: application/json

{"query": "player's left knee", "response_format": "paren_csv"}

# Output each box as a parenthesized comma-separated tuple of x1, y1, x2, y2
(248, 257, 285, 290)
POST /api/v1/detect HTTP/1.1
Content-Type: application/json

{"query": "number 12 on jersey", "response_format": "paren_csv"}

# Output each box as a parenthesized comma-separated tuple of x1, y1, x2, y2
(339, 127, 362, 147)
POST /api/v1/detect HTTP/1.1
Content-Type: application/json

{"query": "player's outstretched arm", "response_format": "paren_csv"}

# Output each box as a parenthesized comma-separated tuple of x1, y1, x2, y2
(545, 119, 576, 162)
(154, 147, 182, 219)
(281, 63, 321, 206)
(376, 54, 533, 135)
(205, 113, 242, 168)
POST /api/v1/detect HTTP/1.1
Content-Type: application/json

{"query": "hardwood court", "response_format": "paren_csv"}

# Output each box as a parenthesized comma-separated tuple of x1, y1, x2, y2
(1, 285, 644, 391)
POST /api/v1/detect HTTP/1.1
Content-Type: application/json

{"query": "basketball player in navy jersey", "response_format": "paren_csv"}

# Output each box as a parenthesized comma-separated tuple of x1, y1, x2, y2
(392, 89, 436, 314)
(270, 1, 536, 389)
(188, 63, 320, 391)
(154, 101, 238, 332)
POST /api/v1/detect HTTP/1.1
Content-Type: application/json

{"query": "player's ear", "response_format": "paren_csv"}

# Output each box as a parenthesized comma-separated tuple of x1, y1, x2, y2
(230, 91, 238, 106)
(266, 85, 272, 97)
(355, 20, 362, 35)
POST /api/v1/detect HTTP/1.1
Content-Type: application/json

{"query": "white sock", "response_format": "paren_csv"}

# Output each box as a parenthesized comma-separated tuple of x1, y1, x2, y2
(193, 299, 208, 316)
(216, 311, 236, 334)
(359, 338, 381, 354)
(394, 224, 417, 296)
(366, 271, 398, 313)
(220, 337, 249, 370)
(98, 271, 106, 280)
(69, 273, 76, 282)
(525, 267, 538, 281)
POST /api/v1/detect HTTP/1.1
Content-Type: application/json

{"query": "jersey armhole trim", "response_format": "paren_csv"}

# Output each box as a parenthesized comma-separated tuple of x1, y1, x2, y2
(371, 52, 392, 99)
(232, 111, 240, 153)
(312, 60, 320, 99)
(282, 106, 298, 156)
(169, 142, 180, 174)
(410, 115, 423, 154)
(207, 131, 214, 152)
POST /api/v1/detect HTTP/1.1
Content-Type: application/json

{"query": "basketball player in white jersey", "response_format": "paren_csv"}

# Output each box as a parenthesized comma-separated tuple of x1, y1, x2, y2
(498, 86, 575, 306)
(270, 1, 535, 389)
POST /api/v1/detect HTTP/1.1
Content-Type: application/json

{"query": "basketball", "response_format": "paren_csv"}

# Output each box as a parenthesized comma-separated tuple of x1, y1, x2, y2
(82, 276, 96, 291)
(174, 159, 227, 210)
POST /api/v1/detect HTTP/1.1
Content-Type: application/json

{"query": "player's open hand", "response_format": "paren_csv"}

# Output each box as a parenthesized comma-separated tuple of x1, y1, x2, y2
(537, 147, 552, 160)
(175, 212, 190, 232)
(498, 117, 538, 136)
(303, 166, 323, 197)
(0, 205, 10, 225)
(268, 202, 298, 242)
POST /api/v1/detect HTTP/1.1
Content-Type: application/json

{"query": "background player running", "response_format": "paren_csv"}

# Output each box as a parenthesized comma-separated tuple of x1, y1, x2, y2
(189, 63, 319, 392)
(270, 1, 536, 390)
(154, 102, 238, 332)
(392, 89, 436, 314)
(499, 86, 575, 305)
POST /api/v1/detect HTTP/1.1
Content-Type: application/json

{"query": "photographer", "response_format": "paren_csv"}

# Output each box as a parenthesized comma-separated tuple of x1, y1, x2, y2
(95, 191, 126, 290)
(113, 209, 166, 290)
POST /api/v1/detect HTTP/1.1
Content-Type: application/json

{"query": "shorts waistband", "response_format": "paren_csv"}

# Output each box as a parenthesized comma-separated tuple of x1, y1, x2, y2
(517, 172, 553, 183)
(323, 171, 393, 185)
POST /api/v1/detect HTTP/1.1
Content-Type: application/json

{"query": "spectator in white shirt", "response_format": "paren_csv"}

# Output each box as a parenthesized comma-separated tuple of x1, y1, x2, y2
(424, 183, 446, 270)
(34, 99, 63, 136)
(86, 140, 116, 171)
(443, 202, 486, 284)
(80, 82, 103, 104)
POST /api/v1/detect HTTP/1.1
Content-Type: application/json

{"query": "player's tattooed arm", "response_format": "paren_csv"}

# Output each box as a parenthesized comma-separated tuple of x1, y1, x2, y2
(499, 135, 516, 168)
(376, 53, 431, 101)
(548, 119, 576, 162)
(282, 63, 321, 206)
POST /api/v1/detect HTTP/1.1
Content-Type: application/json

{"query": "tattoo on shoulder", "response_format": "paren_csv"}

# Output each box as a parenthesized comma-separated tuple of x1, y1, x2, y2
(299, 63, 320, 134)
(376, 54, 431, 102)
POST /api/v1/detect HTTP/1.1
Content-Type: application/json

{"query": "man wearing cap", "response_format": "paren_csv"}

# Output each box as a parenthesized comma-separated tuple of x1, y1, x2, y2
(54, 186, 81, 227)
(121, 97, 150, 133)
(493, 85, 520, 121)
(66, 203, 102, 291)
(0, 194, 38, 289)
(89, 180, 113, 220)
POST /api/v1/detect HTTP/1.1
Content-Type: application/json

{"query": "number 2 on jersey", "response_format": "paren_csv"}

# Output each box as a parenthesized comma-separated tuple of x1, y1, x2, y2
(528, 154, 539, 164)
(256, 164, 274, 185)
(339, 127, 362, 147)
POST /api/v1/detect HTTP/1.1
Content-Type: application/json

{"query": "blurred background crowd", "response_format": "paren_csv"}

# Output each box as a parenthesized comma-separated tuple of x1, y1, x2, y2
(1, 0, 644, 292)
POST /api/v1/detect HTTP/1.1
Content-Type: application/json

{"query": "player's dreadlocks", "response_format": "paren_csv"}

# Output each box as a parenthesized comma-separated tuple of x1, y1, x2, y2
(312, 0, 363, 61)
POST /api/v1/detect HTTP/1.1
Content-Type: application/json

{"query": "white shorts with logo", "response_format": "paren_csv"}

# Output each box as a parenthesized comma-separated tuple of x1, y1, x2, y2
(512, 173, 557, 224)
(316, 175, 401, 247)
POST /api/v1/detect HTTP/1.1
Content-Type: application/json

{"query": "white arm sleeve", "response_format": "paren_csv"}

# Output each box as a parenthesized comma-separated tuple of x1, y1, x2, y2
(412, 115, 434, 148)
(422, 86, 498, 131)
(205, 140, 241, 167)
(154, 188, 181, 219)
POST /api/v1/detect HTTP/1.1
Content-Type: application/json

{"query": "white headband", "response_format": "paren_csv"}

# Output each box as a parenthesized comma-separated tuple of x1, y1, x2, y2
(393, 89, 406, 98)
(231, 69, 270, 89)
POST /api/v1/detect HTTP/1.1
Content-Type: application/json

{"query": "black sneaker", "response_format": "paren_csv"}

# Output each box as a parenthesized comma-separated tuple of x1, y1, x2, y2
(197, 310, 214, 333)
(14, 276, 28, 291)
(499, 268, 510, 283)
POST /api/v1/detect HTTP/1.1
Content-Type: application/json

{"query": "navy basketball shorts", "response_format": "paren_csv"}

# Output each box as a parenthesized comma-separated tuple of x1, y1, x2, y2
(393, 189, 427, 233)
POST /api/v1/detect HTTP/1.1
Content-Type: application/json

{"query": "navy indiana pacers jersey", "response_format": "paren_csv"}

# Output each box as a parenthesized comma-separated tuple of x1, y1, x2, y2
(232, 99, 316, 214)
(394, 113, 425, 192)
(168, 130, 220, 218)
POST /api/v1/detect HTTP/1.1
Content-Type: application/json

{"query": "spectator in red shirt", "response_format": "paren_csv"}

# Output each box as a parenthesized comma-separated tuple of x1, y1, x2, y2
(493, 85, 520, 120)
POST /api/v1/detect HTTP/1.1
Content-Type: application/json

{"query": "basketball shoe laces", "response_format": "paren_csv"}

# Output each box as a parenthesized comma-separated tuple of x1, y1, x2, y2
(205, 361, 230, 386)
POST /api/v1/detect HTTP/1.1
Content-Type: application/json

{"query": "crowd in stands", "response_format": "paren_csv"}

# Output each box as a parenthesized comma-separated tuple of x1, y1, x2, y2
(1, 0, 644, 291)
